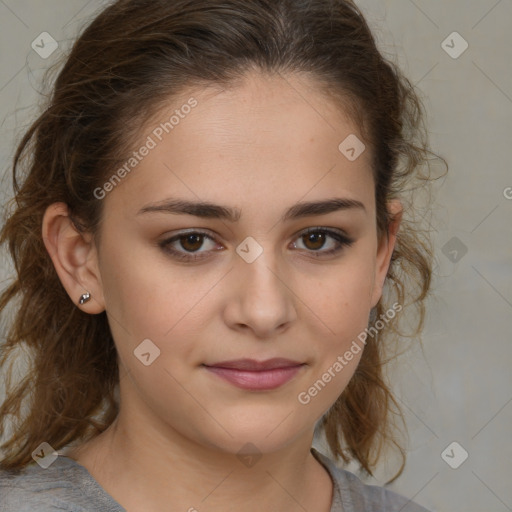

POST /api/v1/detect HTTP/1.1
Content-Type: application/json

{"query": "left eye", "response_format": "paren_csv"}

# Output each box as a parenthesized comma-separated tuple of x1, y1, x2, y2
(292, 228, 352, 253)
(160, 228, 354, 261)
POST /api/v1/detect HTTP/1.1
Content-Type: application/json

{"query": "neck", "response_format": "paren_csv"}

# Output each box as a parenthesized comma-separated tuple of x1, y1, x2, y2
(67, 408, 333, 512)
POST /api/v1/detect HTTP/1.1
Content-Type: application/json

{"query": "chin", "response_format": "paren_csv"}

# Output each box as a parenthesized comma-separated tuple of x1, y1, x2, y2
(195, 411, 311, 455)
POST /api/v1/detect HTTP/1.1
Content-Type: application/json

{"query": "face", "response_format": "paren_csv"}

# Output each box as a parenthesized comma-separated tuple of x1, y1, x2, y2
(88, 71, 399, 456)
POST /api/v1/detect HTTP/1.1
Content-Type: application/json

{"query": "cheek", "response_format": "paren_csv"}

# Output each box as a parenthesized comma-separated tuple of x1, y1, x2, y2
(98, 233, 186, 330)
(294, 252, 375, 396)
(300, 255, 374, 333)
(98, 239, 219, 372)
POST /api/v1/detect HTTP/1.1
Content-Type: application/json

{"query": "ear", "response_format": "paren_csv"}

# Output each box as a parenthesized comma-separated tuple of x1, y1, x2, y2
(42, 202, 105, 314)
(370, 199, 402, 309)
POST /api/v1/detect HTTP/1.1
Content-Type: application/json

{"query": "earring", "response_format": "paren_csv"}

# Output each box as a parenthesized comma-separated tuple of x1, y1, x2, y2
(78, 292, 91, 305)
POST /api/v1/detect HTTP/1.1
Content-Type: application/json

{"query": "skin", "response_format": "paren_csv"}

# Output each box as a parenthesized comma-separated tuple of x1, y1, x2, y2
(42, 70, 401, 512)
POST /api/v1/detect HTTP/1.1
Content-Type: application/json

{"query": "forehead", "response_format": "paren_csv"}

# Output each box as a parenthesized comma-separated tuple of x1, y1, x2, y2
(105, 70, 374, 217)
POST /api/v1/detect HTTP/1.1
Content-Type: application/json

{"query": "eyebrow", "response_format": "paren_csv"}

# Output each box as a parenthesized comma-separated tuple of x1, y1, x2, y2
(137, 197, 366, 222)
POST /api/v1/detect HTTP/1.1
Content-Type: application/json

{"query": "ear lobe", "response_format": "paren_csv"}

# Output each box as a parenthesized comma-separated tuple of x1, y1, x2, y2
(370, 200, 403, 309)
(42, 202, 105, 313)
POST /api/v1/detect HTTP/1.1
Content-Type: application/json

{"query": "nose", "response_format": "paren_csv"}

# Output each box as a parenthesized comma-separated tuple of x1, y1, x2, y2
(222, 247, 297, 339)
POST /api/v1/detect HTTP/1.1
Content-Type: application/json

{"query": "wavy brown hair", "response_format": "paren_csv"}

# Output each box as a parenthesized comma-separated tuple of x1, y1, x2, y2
(0, 0, 446, 477)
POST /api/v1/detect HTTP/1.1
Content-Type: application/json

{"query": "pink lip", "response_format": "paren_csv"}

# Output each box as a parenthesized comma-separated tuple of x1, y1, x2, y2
(203, 358, 305, 390)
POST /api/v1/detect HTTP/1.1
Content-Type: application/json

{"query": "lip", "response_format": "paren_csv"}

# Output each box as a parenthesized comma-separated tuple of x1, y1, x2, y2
(203, 358, 306, 390)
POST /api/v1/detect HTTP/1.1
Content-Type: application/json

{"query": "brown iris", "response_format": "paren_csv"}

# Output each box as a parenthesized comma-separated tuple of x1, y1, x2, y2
(180, 234, 204, 252)
(177, 231, 329, 254)
(302, 232, 326, 250)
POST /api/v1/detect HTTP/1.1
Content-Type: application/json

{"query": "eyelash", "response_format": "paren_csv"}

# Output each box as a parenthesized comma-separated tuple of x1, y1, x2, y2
(159, 227, 355, 262)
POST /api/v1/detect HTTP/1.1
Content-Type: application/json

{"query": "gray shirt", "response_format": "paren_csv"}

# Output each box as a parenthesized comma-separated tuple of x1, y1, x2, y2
(0, 448, 430, 511)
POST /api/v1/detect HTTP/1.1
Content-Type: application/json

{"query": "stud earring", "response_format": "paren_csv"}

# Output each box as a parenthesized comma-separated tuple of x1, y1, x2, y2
(78, 292, 91, 305)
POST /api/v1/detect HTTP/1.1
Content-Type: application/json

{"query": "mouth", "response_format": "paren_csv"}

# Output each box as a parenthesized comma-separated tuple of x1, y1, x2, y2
(202, 358, 306, 391)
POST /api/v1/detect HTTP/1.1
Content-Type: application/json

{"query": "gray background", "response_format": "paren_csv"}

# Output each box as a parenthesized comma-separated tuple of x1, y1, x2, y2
(0, 1, 511, 511)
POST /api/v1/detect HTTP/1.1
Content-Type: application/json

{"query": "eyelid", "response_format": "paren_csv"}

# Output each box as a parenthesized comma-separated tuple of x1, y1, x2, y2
(158, 229, 220, 261)
(300, 226, 352, 240)
(159, 226, 355, 261)
(159, 226, 351, 242)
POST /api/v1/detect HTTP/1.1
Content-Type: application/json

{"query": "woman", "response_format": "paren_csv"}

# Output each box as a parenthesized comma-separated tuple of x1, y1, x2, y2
(0, 1, 444, 510)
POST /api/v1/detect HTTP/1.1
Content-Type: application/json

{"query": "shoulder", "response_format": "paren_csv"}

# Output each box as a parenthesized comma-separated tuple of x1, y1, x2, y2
(0, 456, 92, 511)
(311, 448, 431, 512)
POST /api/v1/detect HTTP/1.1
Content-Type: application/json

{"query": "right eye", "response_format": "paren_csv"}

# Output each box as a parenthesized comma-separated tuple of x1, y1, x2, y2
(159, 230, 223, 261)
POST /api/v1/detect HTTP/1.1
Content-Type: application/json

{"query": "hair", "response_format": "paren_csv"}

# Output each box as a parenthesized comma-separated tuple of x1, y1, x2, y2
(0, 0, 446, 478)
